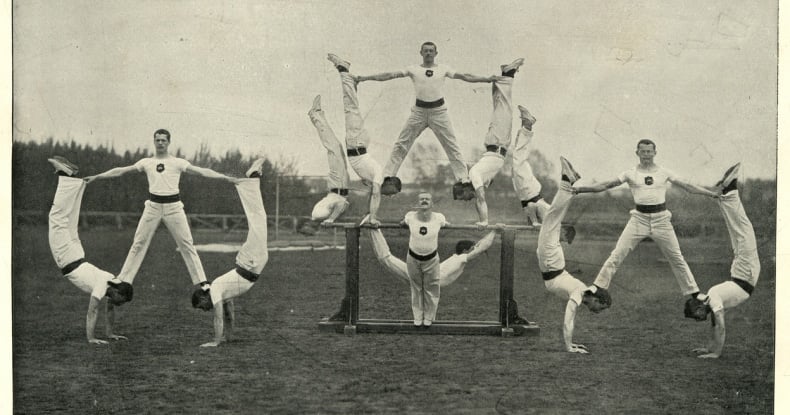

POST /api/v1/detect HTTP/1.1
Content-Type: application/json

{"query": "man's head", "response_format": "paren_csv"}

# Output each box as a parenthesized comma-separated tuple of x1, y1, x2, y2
(635, 139, 656, 164)
(417, 192, 433, 210)
(455, 240, 476, 255)
(684, 297, 710, 321)
(420, 42, 438, 62)
(192, 288, 214, 311)
(106, 280, 134, 306)
(582, 288, 612, 313)
(153, 129, 171, 154)
(452, 182, 476, 201)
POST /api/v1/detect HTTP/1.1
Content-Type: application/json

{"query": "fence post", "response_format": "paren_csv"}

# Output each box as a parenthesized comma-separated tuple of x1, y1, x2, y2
(275, 174, 280, 240)
(346, 226, 360, 324)
(498, 228, 516, 325)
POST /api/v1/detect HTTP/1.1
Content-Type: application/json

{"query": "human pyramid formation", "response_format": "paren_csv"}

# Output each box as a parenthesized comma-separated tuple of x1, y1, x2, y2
(45, 41, 759, 357)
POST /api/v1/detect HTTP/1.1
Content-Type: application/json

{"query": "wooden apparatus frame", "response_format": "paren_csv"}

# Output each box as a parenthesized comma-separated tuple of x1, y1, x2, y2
(318, 223, 540, 337)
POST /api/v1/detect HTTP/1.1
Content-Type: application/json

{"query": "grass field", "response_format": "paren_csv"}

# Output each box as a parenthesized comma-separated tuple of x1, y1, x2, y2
(13, 225, 775, 414)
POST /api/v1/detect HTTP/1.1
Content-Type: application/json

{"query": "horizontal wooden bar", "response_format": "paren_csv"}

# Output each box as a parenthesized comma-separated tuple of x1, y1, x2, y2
(318, 319, 540, 337)
(322, 222, 536, 231)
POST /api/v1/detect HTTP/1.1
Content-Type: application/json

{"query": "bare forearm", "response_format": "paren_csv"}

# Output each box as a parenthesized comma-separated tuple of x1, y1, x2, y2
(674, 181, 718, 198)
(563, 301, 578, 351)
(475, 198, 488, 224)
(356, 72, 404, 82)
(369, 190, 381, 222)
(105, 302, 116, 336)
(213, 306, 225, 344)
(189, 166, 235, 181)
(86, 298, 101, 341)
(453, 73, 496, 83)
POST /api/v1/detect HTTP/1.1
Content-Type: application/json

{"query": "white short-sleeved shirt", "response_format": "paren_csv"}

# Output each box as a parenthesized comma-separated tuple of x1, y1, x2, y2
(707, 280, 750, 313)
(210, 269, 255, 305)
(405, 211, 447, 255)
(617, 166, 677, 205)
(66, 262, 113, 300)
(134, 156, 191, 196)
(402, 64, 456, 102)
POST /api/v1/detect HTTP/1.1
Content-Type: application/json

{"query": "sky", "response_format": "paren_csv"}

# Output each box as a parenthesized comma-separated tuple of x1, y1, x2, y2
(11, 0, 777, 184)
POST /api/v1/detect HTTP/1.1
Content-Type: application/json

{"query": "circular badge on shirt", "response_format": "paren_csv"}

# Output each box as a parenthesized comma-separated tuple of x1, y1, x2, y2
(425, 69, 434, 77)
(419, 226, 428, 235)
(644, 176, 654, 185)
(156, 163, 165, 173)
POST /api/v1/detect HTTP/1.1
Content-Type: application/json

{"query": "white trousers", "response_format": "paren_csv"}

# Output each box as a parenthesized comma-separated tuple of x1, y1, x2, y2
(510, 128, 542, 201)
(118, 199, 206, 285)
(48, 176, 87, 268)
(384, 104, 468, 182)
(593, 209, 698, 295)
(406, 254, 441, 323)
(536, 184, 574, 273)
(308, 107, 350, 190)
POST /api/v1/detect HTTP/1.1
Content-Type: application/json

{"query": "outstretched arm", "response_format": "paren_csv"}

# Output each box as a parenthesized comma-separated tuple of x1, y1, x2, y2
(84, 165, 137, 183)
(355, 71, 407, 83)
(86, 297, 107, 344)
(669, 177, 719, 198)
(104, 302, 127, 341)
(185, 165, 239, 183)
(574, 178, 622, 194)
(368, 184, 382, 227)
(450, 72, 502, 83)
(201, 302, 225, 347)
(563, 300, 588, 354)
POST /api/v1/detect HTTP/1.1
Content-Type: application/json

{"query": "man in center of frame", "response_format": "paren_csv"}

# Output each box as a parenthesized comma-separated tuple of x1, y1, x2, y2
(400, 192, 448, 327)
(354, 41, 505, 197)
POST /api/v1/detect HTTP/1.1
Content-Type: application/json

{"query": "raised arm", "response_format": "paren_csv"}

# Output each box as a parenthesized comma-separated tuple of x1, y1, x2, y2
(86, 297, 107, 344)
(574, 178, 622, 194)
(185, 165, 239, 183)
(450, 72, 501, 83)
(355, 71, 407, 83)
(669, 177, 719, 198)
(563, 300, 588, 354)
(84, 165, 137, 183)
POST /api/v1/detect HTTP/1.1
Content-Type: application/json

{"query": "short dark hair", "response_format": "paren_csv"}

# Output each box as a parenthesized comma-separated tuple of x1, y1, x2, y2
(636, 139, 655, 150)
(420, 41, 437, 51)
(154, 129, 171, 142)
(107, 281, 134, 303)
(584, 287, 612, 308)
(191, 288, 213, 309)
(455, 240, 475, 255)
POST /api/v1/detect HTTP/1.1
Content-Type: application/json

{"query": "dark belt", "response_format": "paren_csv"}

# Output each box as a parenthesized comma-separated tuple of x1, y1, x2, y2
(149, 193, 181, 204)
(731, 278, 754, 295)
(330, 188, 349, 196)
(521, 195, 543, 208)
(635, 203, 666, 214)
(235, 266, 259, 283)
(347, 147, 367, 157)
(61, 258, 86, 276)
(409, 249, 438, 261)
(485, 145, 507, 157)
(542, 269, 564, 281)
(416, 98, 445, 108)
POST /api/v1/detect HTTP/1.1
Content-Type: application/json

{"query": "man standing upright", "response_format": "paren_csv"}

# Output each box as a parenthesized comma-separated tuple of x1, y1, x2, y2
(574, 139, 719, 303)
(400, 192, 448, 327)
(354, 42, 504, 197)
(84, 129, 240, 287)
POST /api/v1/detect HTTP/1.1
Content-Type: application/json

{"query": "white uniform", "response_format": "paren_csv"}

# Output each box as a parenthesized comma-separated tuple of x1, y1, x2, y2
(706, 190, 760, 313)
(536, 183, 587, 305)
(48, 176, 113, 300)
(209, 179, 268, 305)
(308, 106, 351, 221)
(368, 228, 495, 287)
(469, 77, 513, 190)
(117, 156, 206, 285)
(510, 128, 542, 201)
(404, 211, 447, 324)
(340, 72, 384, 186)
(384, 64, 468, 182)
(593, 166, 699, 295)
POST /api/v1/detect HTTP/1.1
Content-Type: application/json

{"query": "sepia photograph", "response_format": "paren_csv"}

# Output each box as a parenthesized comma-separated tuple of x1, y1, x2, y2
(9, 1, 782, 413)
